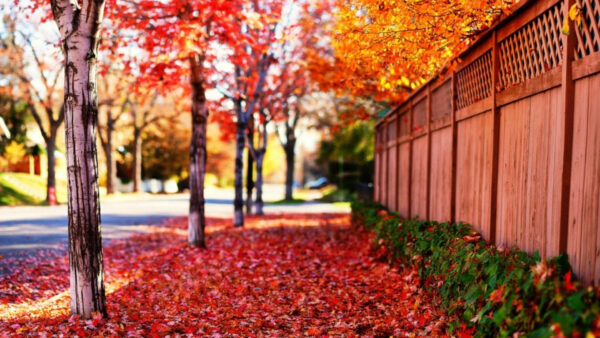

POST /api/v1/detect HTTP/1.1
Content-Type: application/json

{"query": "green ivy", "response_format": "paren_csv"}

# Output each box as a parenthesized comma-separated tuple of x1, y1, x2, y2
(351, 201, 600, 337)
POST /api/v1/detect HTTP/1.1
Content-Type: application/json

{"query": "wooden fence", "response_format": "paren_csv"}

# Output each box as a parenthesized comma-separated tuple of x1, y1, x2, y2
(374, 0, 600, 284)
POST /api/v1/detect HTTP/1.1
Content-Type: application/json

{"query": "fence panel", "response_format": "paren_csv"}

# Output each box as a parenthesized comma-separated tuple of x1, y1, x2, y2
(567, 73, 600, 284)
(373, 0, 600, 284)
(455, 112, 494, 239)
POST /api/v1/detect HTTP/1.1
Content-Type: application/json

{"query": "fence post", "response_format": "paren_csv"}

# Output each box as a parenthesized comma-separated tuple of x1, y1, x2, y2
(408, 102, 414, 218)
(450, 74, 458, 224)
(384, 120, 389, 208)
(426, 85, 432, 220)
(396, 111, 402, 214)
(559, 0, 576, 253)
(489, 31, 501, 245)
(374, 129, 379, 203)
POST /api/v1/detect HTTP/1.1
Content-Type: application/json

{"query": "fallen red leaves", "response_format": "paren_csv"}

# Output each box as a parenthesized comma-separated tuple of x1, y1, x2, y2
(0, 213, 455, 336)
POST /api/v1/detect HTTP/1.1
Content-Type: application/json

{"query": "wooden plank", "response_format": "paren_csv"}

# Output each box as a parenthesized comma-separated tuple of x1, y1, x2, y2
(568, 77, 590, 282)
(374, 131, 380, 203)
(456, 97, 493, 122)
(455, 111, 494, 239)
(411, 136, 429, 219)
(573, 51, 600, 80)
(575, 74, 600, 284)
(526, 90, 552, 254)
(587, 74, 600, 285)
(547, 86, 564, 258)
(398, 143, 411, 217)
(450, 75, 458, 223)
(426, 85, 432, 220)
(489, 30, 501, 245)
(396, 109, 402, 213)
(431, 116, 452, 132)
(388, 145, 398, 211)
(497, 98, 531, 251)
(429, 127, 453, 222)
(496, 66, 562, 107)
(408, 103, 414, 217)
(382, 124, 388, 207)
(559, 0, 577, 254)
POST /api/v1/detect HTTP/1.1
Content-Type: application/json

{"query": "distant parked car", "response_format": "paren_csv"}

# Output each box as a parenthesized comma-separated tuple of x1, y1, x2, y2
(306, 177, 329, 189)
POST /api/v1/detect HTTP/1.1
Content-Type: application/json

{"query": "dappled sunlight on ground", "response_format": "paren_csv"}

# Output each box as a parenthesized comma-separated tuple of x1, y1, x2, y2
(0, 213, 453, 336)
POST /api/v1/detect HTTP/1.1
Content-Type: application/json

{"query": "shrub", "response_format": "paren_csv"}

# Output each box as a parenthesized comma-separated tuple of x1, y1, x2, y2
(351, 201, 600, 337)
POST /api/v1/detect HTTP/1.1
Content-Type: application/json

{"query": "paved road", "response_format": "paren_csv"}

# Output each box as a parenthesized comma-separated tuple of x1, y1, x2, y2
(0, 186, 348, 256)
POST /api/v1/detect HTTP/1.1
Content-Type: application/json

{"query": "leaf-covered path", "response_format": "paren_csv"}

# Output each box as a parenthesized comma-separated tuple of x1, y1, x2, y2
(1, 213, 452, 336)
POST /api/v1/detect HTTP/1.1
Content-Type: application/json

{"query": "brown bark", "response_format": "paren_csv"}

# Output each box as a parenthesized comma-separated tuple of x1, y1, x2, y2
(132, 126, 142, 193)
(233, 99, 245, 227)
(98, 110, 116, 195)
(284, 143, 295, 200)
(254, 116, 268, 215)
(246, 113, 254, 215)
(46, 127, 58, 203)
(284, 126, 296, 201)
(51, 0, 107, 318)
(105, 112, 115, 194)
(188, 54, 208, 248)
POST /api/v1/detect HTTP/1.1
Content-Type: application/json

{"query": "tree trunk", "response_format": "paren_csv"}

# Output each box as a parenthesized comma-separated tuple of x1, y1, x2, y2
(255, 149, 265, 215)
(52, 0, 107, 319)
(188, 54, 208, 248)
(45, 129, 57, 204)
(233, 100, 245, 227)
(245, 114, 254, 215)
(132, 127, 142, 193)
(105, 116, 115, 195)
(284, 138, 295, 201)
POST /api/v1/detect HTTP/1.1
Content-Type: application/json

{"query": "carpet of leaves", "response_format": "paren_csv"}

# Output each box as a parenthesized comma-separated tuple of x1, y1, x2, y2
(0, 213, 454, 336)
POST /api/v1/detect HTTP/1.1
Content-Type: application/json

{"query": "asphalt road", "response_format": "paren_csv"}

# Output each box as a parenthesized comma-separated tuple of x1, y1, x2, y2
(0, 186, 348, 256)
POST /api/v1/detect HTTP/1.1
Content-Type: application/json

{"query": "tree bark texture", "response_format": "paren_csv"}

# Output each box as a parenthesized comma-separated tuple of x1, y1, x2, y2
(245, 113, 254, 215)
(132, 127, 142, 193)
(104, 112, 115, 195)
(255, 118, 268, 215)
(51, 0, 107, 318)
(188, 54, 208, 248)
(284, 128, 296, 201)
(46, 129, 57, 203)
(233, 99, 245, 227)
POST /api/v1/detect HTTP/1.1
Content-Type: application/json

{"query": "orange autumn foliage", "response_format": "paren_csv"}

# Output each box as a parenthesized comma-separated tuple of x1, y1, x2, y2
(309, 0, 519, 104)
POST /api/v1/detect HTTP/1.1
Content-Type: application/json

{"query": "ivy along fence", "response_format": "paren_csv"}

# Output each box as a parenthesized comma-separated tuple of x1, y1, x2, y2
(374, 0, 600, 284)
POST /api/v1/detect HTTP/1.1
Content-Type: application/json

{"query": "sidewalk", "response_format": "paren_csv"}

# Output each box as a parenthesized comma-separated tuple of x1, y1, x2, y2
(0, 213, 458, 335)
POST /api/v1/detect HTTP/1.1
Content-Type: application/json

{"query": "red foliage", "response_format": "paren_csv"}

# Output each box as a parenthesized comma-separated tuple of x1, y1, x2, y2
(1, 214, 457, 335)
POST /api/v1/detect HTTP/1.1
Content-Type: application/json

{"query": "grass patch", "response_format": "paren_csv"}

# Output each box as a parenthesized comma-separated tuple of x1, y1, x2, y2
(268, 198, 307, 205)
(0, 173, 67, 206)
(319, 187, 356, 203)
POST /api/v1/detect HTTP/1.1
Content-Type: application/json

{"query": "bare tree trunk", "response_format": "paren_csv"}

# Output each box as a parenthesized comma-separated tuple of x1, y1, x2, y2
(233, 100, 245, 227)
(132, 127, 142, 193)
(45, 129, 57, 203)
(245, 114, 254, 215)
(255, 148, 265, 215)
(188, 54, 208, 248)
(105, 114, 115, 195)
(284, 134, 296, 201)
(255, 118, 268, 215)
(52, 0, 107, 319)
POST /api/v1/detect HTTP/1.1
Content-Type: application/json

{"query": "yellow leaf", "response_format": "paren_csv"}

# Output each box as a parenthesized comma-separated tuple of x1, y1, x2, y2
(562, 16, 570, 35)
(568, 4, 579, 21)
